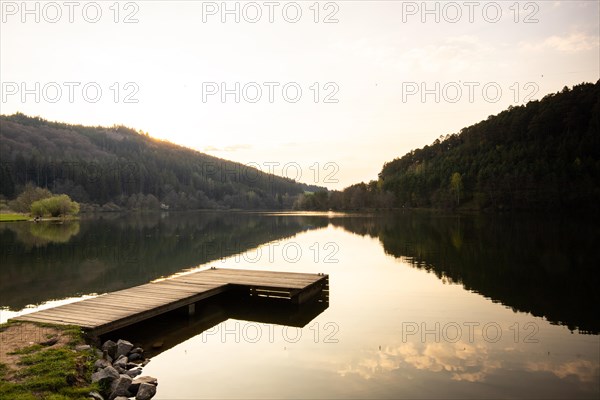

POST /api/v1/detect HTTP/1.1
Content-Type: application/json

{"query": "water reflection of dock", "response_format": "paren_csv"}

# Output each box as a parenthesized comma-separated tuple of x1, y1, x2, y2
(102, 291, 330, 358)
(11, 268, 329, 336)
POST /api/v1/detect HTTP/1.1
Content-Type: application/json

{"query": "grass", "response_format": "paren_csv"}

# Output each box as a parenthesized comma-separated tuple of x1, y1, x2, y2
(0, 213, 29, 222)
(0, 323, 99, 400)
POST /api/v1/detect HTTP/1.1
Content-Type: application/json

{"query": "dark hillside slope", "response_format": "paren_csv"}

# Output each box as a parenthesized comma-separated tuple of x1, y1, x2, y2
(380, 81, 600, 210)
(0, 114, 321, 209)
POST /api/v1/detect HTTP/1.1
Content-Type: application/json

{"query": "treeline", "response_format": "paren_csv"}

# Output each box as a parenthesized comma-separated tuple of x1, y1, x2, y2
(294, 181, 394, 210)
(296, 81, 600, 211)
(380, 81, 600, 210)
(0, 113, 323, 210)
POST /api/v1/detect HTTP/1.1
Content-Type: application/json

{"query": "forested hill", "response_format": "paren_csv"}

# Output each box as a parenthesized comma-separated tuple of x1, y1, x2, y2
(0, 113, 322, 210)
(380, 81, 600, 210)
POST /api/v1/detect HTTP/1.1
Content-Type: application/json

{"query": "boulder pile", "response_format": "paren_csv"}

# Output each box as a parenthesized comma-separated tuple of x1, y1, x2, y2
(89, 339, 158, 400)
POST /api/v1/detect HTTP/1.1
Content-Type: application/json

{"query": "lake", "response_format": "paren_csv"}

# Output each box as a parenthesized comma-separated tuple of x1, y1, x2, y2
(1, 211, 598, 398)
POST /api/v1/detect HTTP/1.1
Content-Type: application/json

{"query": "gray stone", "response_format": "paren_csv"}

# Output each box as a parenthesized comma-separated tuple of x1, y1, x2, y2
(133, 376, 157, 386)
(129, 376, 158, 394)
(88, 391, 104, 400)
(76, 344, 92, 352)
(130, 347, 144, 354)
(41, 337, 58, 346)
(116, 339, 134, 358)
(109, 374, 133, 399)
(126, 362, 138, 370)
(129, 353, 143, 361)
(102, 351, 113, 363)
(135, 383, 157, 400)
(102, 340, 118, 359)
(95, 349, 104, 358)
(91, 366, 119, 383)
(94, 358, 112, 370)
(114, 397, 129, 400)
(114, 366, 127, 374)
(126, 368, 142, 378)
(113, 355, 128, 369)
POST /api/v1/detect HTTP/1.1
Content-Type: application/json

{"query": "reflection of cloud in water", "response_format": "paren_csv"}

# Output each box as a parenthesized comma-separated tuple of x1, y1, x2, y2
(338, 341, 598, 385)
(526, 359, 599, 383)
(402, 342, 501, 382)
(339, 341, 500, 382)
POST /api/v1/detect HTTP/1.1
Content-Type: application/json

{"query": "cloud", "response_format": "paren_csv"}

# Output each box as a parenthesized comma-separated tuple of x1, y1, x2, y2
(203, 145, 221, 152)
(203, 144, 252, 152)
(335, 35, 495, 74)
(519, 33, 599, 54)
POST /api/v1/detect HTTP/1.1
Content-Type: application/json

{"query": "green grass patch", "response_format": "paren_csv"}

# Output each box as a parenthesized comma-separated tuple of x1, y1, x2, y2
(0, 213, 29, 222)
(8, 344, 43, 356)
(0, 323, 99, 400)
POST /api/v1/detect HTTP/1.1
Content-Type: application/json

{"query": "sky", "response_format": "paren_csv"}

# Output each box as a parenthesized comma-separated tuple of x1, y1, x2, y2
(1, 0, 598, 189)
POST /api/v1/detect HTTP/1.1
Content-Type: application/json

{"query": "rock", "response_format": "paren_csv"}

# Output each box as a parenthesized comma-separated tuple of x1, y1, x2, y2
(95, 349, 104, 358)
(126, 362, 138, 370)
(135, 383, 157, 400)
(114, 397, 129, 400)
(76, 344, 92, 351)
(126, 368, 142, 378)
(130, 376, 158, 394)
(116, 339, 134, 358)
(91, 366, 119, 383)
(88, 391, 104, 400)
(113, 355, 128, 370)
(102, 340, 118, 359)
(109, 374, 133, 399)
(94, 358, 112, 370)
(114, 366, 127, 374)
(133, 376, 157, 386)
(102, 351, 113, 363)
(130, 347, 144, 354)
(129, 353, 143, 361)
(41, 337, 58, 346)
(141, 359, 151, 367)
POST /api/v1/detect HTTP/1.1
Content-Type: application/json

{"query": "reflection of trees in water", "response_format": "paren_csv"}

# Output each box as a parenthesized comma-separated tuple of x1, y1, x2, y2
(3, 211, 597, 334)
(4, 221, 81, 247)
(30, 222, 80, 245)
(0, 212, 328, 310)
(330, 212, 600, 334)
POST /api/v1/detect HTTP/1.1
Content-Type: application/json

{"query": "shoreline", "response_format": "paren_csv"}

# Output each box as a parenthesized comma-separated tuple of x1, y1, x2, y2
(0, 321, 157, 400)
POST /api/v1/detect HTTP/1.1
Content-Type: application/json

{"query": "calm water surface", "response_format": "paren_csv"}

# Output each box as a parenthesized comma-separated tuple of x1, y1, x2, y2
(1, 211, 598, 398)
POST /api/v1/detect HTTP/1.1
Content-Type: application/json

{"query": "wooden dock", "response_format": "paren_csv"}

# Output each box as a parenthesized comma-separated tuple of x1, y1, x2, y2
(11, 268, 329, 336)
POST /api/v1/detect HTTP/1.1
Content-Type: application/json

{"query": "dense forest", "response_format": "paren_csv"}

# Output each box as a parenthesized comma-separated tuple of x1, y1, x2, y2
(297, 81, 600, 211)
(2, 81, 598, 212)
(0, 113, 323, 210)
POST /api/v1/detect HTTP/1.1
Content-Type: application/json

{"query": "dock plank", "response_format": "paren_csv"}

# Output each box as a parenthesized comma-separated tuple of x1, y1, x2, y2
(12, 268, 328, 335)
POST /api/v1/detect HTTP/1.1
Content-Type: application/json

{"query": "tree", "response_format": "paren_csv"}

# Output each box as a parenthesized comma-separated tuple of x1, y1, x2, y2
(31, 194, 79, 217)
(9, 183, 52, 212)
(450, 172, 463, 206)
